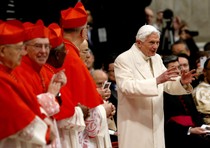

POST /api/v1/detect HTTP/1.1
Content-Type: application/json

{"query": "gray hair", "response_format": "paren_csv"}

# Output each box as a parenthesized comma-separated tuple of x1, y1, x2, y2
(136, 25, 161, 42)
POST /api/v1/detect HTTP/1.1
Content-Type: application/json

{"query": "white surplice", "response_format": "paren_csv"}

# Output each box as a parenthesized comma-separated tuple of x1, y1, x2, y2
(56, 107, 85, 148)
(79, 105, 112, 148)
(0, 116, 50, 148)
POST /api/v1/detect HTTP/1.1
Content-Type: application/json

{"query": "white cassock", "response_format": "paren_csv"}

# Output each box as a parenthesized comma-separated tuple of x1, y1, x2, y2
(114, 44, 192, 148)
(192, 82, 210, 124)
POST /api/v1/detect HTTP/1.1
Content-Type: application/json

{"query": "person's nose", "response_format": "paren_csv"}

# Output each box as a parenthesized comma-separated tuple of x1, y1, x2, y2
(86, 51, 91, 58)
(40, 45, 49, 52)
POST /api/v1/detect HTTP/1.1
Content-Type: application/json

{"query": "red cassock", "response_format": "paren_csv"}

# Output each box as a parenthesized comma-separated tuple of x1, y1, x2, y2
(14, 55, 75, 121)
(14, 56, 51, 95)
(44, 64, 75, 120)
(0, 64, 44, 140)
(60, 39, 103, 108)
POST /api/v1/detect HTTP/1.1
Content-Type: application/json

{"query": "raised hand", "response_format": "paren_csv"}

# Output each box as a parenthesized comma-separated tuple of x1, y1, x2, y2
(102, 101, 115, 118)
(156, 67, 180, 85)
(96, 87, 111, 101)
(180, 69, 198, 85)
(48, 74, 62, 96)
(54, 69, 67, 86)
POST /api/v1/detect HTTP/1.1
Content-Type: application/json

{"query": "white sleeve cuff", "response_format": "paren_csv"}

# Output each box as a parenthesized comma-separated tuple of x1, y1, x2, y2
(187, 127, 192, 135)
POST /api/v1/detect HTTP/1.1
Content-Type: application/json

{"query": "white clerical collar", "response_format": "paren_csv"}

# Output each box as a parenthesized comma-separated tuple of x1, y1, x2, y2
(138, 47, 150, 61)
(134, 43, 151, 61)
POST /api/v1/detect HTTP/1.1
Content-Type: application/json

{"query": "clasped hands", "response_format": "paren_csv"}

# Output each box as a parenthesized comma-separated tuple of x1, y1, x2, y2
(48, 69, 67, 96)
(97, 87, 111, 101)
(53, 69, 67, 87)
(103, 101, 116, 118)
(97, 87, 115, 118)
(37, 70, 67, 116)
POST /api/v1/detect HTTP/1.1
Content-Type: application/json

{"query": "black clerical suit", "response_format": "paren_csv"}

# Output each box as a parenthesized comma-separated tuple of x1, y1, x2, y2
(108, 82, 118, 143)
(164, 92, 210, 148)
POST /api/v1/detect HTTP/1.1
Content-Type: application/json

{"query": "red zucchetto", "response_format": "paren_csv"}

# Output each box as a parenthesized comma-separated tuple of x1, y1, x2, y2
(48, 23, 63, 49)
(23, 19, 49, 41)
(0, 19, 25, 45)
(60, 2, 87, 29)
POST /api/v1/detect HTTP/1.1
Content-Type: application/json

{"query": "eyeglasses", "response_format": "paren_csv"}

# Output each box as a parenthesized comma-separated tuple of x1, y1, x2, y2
(80, 49, 90, 55)
(5, 44, 25, 51)
(26, 43, 51, 50)
(96, 82, 105, 88)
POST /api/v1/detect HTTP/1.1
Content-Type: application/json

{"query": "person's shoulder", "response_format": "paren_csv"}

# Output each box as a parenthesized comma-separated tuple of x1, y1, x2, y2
(154, 53, 162, 58)
(192, 82, 208, 96)
(194, 82, 209, 91)
(116, 45, 136, 59)
(151, 53, 162, 61)
(114, 50, 131, 65)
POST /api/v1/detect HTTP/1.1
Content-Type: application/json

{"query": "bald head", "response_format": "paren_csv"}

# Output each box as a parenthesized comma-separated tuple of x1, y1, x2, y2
(91, 69, 108, 88)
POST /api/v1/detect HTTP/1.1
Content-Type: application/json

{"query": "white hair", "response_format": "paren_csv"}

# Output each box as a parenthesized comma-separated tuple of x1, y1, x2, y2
(136, 25, 160, 42)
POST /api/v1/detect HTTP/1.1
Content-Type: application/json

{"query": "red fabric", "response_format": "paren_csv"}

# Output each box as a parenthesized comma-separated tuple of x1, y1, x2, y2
(14, 56, 51, 95)
(23, 19, 49, 41)
(60, 39, 103, 108)
(112, 142, 119, 148)
(45, 125, 51, 145)
(170, 115, 195, 126)
(0, 64, 43, 139)
(0, 19, 25, 44)
(44, 64, 75, 120)
(60, 2, 87, 29)
(48, 23, 63, 48)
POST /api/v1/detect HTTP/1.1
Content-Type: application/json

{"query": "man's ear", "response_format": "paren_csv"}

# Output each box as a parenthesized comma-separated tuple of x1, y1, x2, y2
(0, 46, 6, 57)
(136, 40, 142, 48)
(22, 45, 27, 55)
(80, 28, 85, 38)
(24, 44, 29, 51)
(136, 40, 142, 44)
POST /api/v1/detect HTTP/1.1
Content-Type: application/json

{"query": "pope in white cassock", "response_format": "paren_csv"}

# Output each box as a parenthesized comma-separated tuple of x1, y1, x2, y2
(114, 25, 197, 148)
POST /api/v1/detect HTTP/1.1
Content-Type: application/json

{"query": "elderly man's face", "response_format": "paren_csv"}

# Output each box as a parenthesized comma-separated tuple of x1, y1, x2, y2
(137, 33, 160, 57)
(86, 51, 94, 70)
(172, 43, 190, 56)
(0, 42, 26, 69)
(92, 70, 108, 88)
(108, 63, 115, 82)
(79, 40, 90, 66)
(178, 57, 190, 72)
(25, 38, 50, 67)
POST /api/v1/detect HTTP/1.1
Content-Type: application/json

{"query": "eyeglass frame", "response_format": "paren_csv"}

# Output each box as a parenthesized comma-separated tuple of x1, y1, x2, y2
(5, 44, 25, 51)
(25, 43, 51, 50)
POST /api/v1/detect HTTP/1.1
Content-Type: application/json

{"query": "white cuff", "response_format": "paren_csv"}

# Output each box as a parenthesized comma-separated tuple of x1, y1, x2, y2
(109, 130, 115, 135)
(187, 127, 192, 135)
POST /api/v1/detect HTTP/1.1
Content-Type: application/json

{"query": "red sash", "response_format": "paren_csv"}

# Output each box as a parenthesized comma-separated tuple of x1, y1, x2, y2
(170, 115, 194, 126)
